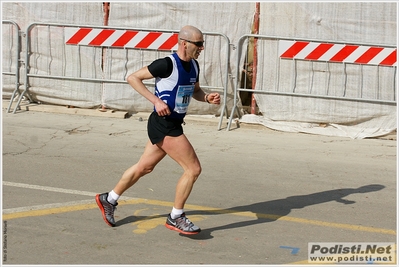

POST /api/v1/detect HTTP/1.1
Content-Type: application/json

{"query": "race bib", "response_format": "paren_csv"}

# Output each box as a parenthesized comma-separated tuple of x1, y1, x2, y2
(174, 85, 194, 114)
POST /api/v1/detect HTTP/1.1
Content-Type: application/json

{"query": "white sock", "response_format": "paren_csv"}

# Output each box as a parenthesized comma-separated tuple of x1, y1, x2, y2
(170, 207, 184, 219)
(107, 190, 120, 205)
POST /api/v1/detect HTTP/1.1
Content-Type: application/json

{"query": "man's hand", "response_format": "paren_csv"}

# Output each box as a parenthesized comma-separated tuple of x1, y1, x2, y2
(207, 93, 221, 105)
(154, 99, 171, 117)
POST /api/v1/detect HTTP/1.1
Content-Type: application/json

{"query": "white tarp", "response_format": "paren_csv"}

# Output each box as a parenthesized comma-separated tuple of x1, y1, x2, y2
(239, 2, 397, 139)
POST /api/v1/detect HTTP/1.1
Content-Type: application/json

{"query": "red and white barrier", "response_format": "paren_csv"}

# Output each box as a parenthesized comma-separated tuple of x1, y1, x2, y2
(279, 40, 396, 66)
(65, 27, 178, 50)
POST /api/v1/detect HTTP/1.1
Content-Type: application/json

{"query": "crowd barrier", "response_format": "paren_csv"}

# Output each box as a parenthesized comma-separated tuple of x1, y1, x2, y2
(7, 22, 231, 130)
(2, 20, 24, 113)
(227, 34, 397, 130)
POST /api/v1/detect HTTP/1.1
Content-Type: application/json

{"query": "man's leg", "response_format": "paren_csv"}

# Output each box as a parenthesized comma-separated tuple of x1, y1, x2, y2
(96, 140, 166, 227)
(160, 134, 202, 234)
(113, 140, 167, 196)
(158, 134, 202, 209)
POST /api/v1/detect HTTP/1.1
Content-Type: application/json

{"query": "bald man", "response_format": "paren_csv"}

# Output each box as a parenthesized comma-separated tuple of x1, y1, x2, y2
(95, 25, 220, 235)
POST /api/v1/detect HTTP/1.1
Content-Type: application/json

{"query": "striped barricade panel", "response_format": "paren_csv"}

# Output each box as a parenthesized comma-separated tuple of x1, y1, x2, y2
(279, 40, 397, 67)
(65, 27, 178, 51)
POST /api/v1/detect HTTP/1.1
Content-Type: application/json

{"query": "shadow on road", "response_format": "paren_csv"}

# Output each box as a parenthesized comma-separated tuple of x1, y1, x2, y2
(185, 184, 385, 240)
(116, 184, 385, 240)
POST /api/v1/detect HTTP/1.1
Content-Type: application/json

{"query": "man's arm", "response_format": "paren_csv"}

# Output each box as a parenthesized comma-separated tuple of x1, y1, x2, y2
(192, 82, 221, 105)
(126, 67, 171, 116)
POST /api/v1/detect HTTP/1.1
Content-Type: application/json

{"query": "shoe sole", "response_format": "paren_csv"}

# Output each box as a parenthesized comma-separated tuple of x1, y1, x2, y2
(95, 194, 115, 227)
(165, 223, 201, 235)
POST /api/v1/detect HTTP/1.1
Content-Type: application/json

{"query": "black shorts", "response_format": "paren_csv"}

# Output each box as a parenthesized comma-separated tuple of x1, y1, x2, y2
(147, 111, 184, 144)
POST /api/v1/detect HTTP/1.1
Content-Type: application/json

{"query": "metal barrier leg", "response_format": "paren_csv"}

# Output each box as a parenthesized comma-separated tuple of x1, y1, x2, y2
(11, 89, 27, 114)
(6, 88, 21, 113)
(226, 106, 236, 131)
(217, 104, 229, 130)
(227, 103, 242, 131)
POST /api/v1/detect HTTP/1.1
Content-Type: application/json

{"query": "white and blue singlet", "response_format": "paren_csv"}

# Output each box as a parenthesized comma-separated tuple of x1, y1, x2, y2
(151, 53, 199, 120)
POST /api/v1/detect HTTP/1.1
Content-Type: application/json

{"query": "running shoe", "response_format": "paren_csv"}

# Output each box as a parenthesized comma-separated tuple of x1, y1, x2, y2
(165, 212, 201, 235)
(95, 193, 118, 227)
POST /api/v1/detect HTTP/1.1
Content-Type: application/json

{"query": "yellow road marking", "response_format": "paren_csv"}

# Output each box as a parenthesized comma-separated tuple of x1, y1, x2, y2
(2, 198, 396, 236)
(131, 208, 164, 234)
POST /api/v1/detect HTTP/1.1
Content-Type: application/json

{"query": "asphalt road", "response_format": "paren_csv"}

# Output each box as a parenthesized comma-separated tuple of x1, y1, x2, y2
(2, 104, 397, 266)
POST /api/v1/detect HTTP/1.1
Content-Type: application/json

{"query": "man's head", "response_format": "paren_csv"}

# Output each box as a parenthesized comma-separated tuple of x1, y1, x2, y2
(178, 25, 204, 60)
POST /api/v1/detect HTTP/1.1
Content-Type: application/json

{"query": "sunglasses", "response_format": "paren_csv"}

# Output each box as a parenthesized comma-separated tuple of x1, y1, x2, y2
(180, 38, 204, 47)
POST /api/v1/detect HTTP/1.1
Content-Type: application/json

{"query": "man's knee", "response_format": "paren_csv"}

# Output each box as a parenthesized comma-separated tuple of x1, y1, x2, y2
(137, 164, 155, 176)
(189, 164, 202, 181)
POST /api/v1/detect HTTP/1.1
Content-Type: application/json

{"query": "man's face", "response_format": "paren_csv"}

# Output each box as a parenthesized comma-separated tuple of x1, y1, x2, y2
(185, 34, 204, 60)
